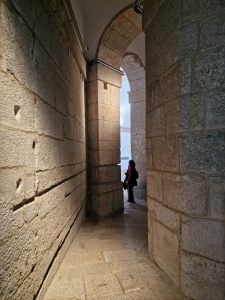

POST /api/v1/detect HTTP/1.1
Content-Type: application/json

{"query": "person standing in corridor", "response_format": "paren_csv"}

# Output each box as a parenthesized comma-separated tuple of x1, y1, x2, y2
(125, 159, 138, 202)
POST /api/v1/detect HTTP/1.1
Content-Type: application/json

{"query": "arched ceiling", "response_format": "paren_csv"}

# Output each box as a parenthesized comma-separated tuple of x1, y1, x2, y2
(70, 0, 145, 65)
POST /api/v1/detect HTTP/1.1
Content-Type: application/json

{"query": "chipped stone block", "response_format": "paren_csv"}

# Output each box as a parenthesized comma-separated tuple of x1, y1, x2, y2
(153, 221, 180, 286)
(0, 128, 36, 173)
(181, 251, 225, 300)
(147, 171, 162, 202)
(180, 132, 225, 173)
(0, 72, 35, 131)
(182, 216, 225, 262)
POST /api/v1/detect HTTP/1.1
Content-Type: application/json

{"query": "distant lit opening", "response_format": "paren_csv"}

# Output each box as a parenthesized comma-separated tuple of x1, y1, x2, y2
(120, 69, 131, 180)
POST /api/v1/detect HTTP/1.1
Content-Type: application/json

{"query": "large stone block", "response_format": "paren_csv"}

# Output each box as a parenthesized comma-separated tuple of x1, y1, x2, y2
(129, 77, 145, 92)
(99, 120, 113, 141)
(36, 135, 60, 171)
(88, 120, 99, 141)
(178, 23, 198, 57)
(99, 165, 121, 184)
(88, 63, 122, 87)
(129, 89, 146, 103)
(180, 132, 225, 173)
(106, 29, 130, 56)
(179, 58, 192, 95)
(163, 174, 207, 216)
(206, 88, 225, 129)
(182, 216, 225, 262)
(0, 72, 35, 131)
(152, 136, 179, 172)
(37, 183, 65, 219)
(153, 221, 180, 286)
(194, 48, 225, 91)
(147, 171, 162, 202)
(200, 11, 225, 50)
(131, 108, 146, 124)
(181, 251, 225, 300)
(64, 113, 80, 141)
(127, 67, 145, 82)
(179, 93, 204, 132)
(90, 192, 114, 217)
(131, 135, 146, 152)
(209, 177, 225, 220)
(87, 81, 98, 104)
(0, 128, 36, 174)
(36, 99, 64, 139)
(153, 200, 180, 233)
(165, 98, 179, 134)
(55, 70, 66, 115)
(60, 139, 84, 166)
(146, 106, 165, 137)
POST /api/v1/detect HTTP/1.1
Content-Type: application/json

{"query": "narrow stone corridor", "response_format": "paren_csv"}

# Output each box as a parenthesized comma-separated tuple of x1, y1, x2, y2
(43, 195, 190, 300)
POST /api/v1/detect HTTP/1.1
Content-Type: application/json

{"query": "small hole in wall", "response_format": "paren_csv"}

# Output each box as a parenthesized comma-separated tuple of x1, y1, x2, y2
(16, 178, 22, 189)
(14, 105, 20, 116)
(32, 141, 36, 149)
(104, 82, 108, 90)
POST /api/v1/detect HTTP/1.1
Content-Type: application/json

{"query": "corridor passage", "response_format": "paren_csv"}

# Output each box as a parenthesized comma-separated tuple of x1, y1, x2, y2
(43, 195, 190, 300)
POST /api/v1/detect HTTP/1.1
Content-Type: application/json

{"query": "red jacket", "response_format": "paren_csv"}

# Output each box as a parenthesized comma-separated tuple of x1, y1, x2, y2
(127, 166, 137, 186)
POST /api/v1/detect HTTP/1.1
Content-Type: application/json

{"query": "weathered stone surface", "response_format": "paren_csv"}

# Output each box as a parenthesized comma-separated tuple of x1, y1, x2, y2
(194, 48, 225, 91)
(36, 135, 60, 171)
(106, 30, 130, 56)
(180, 132, 225, 173)
(0, 71, 35, 131)
(209, 177, 225, 220)
(103, 249, 136, 262)
(152, 136, 179, 172)
(147, 106, 165, 137)
(179, 23, 198, 57)
(181, 251, 225, 300)
(147, 171, 162, 202)
(163, 173, 207, 216)
(179, 58, 192, 95)
(153, 200, 180, 233)
(180, 94, 204, 132)
(116, 271, 145, 294)
(0, 128, 36, 173)
(200, 11, 225, 50)
(153, 221, 180, 286)
(36, 99, 64, 139)
(206, 88, 225, 129)
(165, 99, 179, 134)
(182, 217, 225, 262)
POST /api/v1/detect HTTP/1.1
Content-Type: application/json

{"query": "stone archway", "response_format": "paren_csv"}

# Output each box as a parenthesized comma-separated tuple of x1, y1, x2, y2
(121, 53, 146, 199)
(87, 6, 144, 217)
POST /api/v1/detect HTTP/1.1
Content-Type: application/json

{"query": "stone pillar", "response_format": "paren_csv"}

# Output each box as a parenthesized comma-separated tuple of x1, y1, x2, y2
(122, 54, 146, 199)
(144, 0, 225, 299)
(87, 61, 124, 217)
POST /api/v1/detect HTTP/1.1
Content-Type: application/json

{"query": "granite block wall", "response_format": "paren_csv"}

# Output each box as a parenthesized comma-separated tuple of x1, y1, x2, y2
(144, 0, 225, 299)
(0, 0, 87, 299)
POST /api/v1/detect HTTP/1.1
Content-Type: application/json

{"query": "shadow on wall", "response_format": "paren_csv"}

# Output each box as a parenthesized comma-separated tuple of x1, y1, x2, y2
(0, 0, 87, 299)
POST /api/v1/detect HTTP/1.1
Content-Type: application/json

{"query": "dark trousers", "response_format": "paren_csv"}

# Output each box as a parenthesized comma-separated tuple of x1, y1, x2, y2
(127, 184, 134, 202)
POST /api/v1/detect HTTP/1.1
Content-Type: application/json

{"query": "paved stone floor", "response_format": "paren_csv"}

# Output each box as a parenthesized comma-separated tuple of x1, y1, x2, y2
(43, 194, 190, 300)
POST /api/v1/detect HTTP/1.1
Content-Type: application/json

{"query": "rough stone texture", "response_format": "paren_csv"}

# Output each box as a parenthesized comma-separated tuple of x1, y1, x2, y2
(144, 0, 225, 298)
(153, 221, 180, 286)
(87, 62, 123, 217)
(0, 0, 86, 299)
(182, 216, 225, 262)
(181, 251, 225, 300)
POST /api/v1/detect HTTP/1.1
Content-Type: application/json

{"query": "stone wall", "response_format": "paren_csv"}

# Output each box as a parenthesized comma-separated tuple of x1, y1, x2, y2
(0, 0, 87, 299)
(121, 53, 146, 199)
(87, 62, 124, 216)
(144, 0, 225, 299)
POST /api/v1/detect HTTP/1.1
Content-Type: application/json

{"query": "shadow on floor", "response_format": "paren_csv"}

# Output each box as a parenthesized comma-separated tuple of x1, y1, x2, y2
(43, 195, 190, 300)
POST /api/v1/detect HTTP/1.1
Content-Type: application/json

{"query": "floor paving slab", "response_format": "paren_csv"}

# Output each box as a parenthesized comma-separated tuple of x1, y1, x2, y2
(43, 195, 191, 300)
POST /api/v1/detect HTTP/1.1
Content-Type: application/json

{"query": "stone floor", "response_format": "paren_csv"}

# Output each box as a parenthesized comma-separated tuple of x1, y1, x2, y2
(43, 194, 190, 300)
